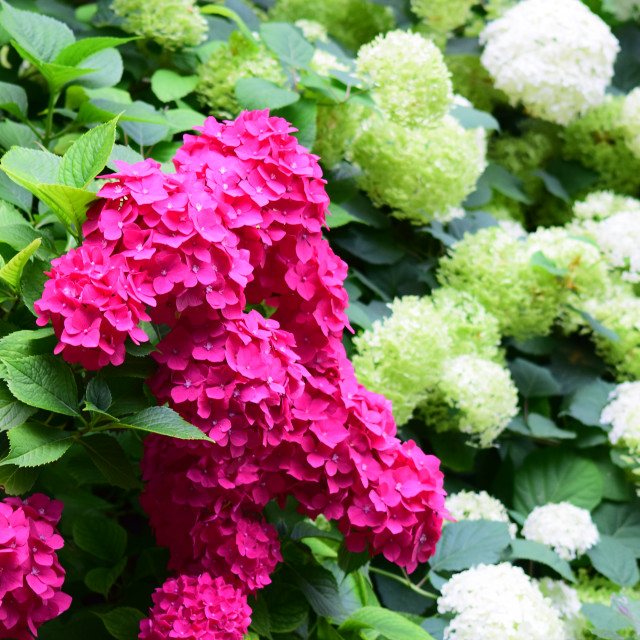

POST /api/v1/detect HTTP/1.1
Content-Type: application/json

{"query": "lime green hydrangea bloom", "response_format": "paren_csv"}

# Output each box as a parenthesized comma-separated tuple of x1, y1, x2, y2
(410, 0, 476, 37)
(421, 354, 518, 447)
(197, 32, 286, 119)
(112, 0, 207, 50)
(313, 103, 364, 169)
(351, 115, 486, 224)
(352, 296, 452, 425)
(438, 226, 563, 339)
(573, 191, 640, 221)
(582, 281, 640, 380)
(269, 0, 395, 52)
(621, 87, 640, 159)
(356, 30, 452, 127)
(445, 54, 508, 112)
(564, 96, 640, 195)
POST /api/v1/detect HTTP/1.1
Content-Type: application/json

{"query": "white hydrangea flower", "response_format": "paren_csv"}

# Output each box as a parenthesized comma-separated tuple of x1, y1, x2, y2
(480, 0, 620, 125)
(356, 30, 453, 126)
(601, 381, 640, 455)
(603, 0, 640, 22)
(498, 219, 527, 239)
(536, 578, 587, 640)
(445, 490, 517, 537)
(522, 502, 600, 560)
(294, 19, 329, 42)
(433, 205, 466, 223)
(621, 87, 640, 158)
(439, 355, 519, 447)
(438, 563, 565, 640)
(573, 190, 640, 221)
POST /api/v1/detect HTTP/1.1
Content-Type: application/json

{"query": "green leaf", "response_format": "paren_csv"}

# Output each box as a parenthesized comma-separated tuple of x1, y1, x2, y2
(513, 448, 604, 514)
(0, 423, 73, 467)
(164, 108, 206, 134)
(74, 48, 124, 90)
(0, 238, 41, 291)
(276, 97, 317, 149)
(85, 557, 127, 598)
(337, 541, 370, 575)
(0, 224, 46, 255)
(97, 607, 145, 640)
(587, 535, 640, 587)
(508, 358, 563, 397)
(54, 36, 134, 67)
(117, 406, 213, 441)
(450, 105, 500, 131)
(260, 22, 314, 68)
(0, 121, 38, 150)
(346, 301, 373, 331)
(526, 413, 576, 440)
(56, 117, 119, 189)
(20, 259, 49, 316)
(292, 565, 348, 621)
(0, 81, 28, 118)
(236, 78, 300, 111)
(429, 520, 512, 573)
(24, 58, 97, 94)
(339, 607, 434, 640)
(3, 355, 79, 417)
(560, 379, 616, 427)
(530, 250, 570, 276)
(1, 147, 61, 185)
(0, 381, 36, 432)
(530, 169, 570, 202)
(484, 163, 532, 204)
(248, 595, 272, 640)
(263, 583, 309, 633)
(77, 98, 167, 126)
(151, 69, 199, 103)
(0, 171, 32, 213)
(86, 378, 112, 413)
(574, 308, 620, 342)
(332, 228, 403, 265)
(326, 204, 363, 229)
(35, 183, 97, 234)
(107, 144, 144, 172)
(0, 328, 51, 361)
(0, 0, 74, 63)
(73, 514, 127, 561)
(290, 522, 342, 542)
(509, 539, 576, 582)
(80, 434, 141, 489)
(582, 603, 630, 635)
(0, 464, 39, 495)
(593, 501, 640, 557)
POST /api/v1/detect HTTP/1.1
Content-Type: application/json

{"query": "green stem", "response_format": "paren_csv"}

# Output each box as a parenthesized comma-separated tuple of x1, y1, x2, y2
(368, 566, 437, 599)
(42, 91, 60, 148)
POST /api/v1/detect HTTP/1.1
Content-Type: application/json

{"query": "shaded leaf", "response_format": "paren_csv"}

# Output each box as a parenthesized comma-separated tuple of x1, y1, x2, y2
(0, 464, 39, 495)
(508, 358, 562, 397)
(339, 607, 434, 640)
(292, 564, 348, 621)
(509, 539, 576, 582)
(84, 557, 127, 598)
(260, 22, 314, 68)
(117, 406, 213, 441)
(73, 514, 127, 561)
(151, 69, 199, 103)
(587, 535, 640, 587)
(97, 607, 145, 640)
(0, 423, 73, 467)
(80, 434, 142, 489)
(236, 78, 300, 111)
(0, 239, 41, 291)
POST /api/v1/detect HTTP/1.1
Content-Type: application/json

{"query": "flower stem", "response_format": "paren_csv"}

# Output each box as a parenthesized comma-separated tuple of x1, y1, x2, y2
(368, 566, 437, 599)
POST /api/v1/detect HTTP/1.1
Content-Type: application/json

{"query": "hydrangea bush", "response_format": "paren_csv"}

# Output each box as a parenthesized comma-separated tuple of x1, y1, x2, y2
(0, 0, 639, 639)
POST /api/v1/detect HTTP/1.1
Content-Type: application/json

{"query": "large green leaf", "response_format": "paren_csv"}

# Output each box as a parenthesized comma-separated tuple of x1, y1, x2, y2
(3, 355, 79, 417)
(0, 81, 27, 118)
(292, 565, 348, 622)
(35, 183, 97, 234)
(0, 171, 32, 213)
(96, 607, 145, 640)
(260, 22, 314, 68)
(587, 535, 640, 587)
(151, 69, 199, 103)
(263, 584, 309, 633)
(0, 0, 74, 63)
(339, 607, 434, 640)
(560, 379, 615, 427)
(0, 382, 36, 432)
(56, 117, 119, 189)
(236, 78, 300, 111)
(0, 328, 56, 361)
(73, 514, 127, 561)
(509, 539, 576, 582)
(508, 358, 563, 397)
(0, 147, 61, 185)
(117, 406, 213, 441)
(19, 56, 97, 94)
(54, 37, 134, 67)
(513, 448, 604, 514)
(84, 557, 127, 598)
(593, 501, 640, 557)
(0, 464, 39, 495)
(0, 423, 74, 467)
(428, 520, 512, 573)
(0, 238, 41, 291)
(80, 434, 141, 489)
(74, 48, 124, 90)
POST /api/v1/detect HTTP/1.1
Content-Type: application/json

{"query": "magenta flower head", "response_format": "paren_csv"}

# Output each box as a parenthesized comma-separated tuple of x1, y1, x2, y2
(139, 572, 251, 640)
(0, 493, 70, 639)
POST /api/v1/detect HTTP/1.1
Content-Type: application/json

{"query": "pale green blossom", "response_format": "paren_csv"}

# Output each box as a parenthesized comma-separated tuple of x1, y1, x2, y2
(445, 490, 517, 537)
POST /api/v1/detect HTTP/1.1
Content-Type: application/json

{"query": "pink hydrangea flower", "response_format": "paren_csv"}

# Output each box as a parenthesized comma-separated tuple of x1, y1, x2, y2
(0, 494, 70, 640)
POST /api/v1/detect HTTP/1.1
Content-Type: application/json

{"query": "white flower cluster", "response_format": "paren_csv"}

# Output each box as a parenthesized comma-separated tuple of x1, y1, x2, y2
(480, 0, 619, 125)
(601, 381, 640, 455)
(356, 30, 453, 127)
(536, 578, 586, 640)
(522, 502, 600, 560)
(604, 0, 640, 22)
(438, 563, 565, 640)
(445, 490, 517, 538)
(571, 192, 640, 283)
(439, 355, 519, 448)
(622, 87, 640, 158)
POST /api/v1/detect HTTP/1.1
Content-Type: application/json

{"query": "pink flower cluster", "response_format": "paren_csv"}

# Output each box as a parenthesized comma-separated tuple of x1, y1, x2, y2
(0, 494, 70, 640)
(138, 572, 251, 640)
(34, 110, 447, 638)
